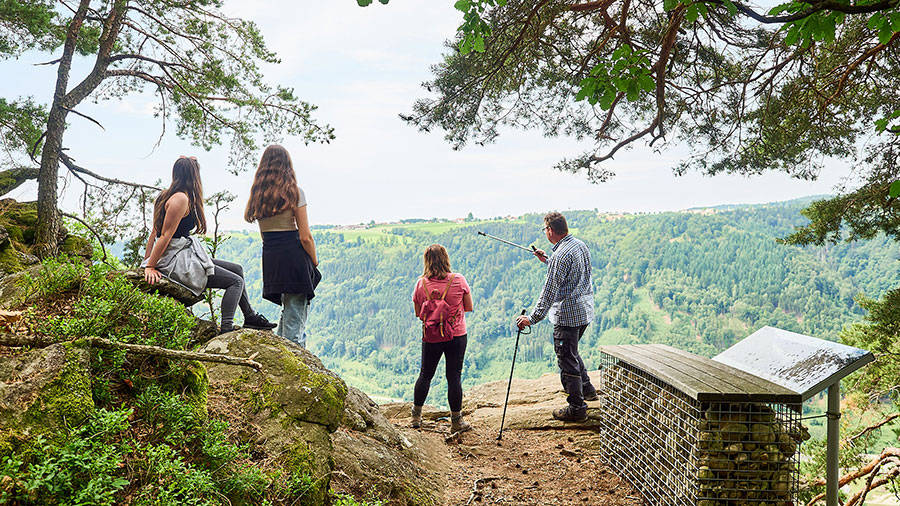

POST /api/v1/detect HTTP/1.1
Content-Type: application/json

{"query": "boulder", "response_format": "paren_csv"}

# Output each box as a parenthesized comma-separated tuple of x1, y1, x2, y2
(332, 386, 449, 506)
(0, 264, 43, 308)
(120, 269, 204, 306)
(0, 342, 94, 456)
(460, 371, 605, 431)
(200, 330, 348, 505)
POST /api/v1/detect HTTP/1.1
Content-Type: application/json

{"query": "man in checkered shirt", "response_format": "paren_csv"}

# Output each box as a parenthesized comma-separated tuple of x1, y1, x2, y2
(516, 212, 596, 422)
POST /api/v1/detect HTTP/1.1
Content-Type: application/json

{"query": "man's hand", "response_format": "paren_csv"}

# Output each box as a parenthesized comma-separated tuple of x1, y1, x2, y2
(516, 315, 532, 330)
(532, 248, 547, 263)
(144, 267, 162, 285)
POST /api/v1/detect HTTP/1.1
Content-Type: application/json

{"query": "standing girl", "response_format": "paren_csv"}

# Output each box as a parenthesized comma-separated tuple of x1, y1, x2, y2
(143, 156, 276, 334)
(411, 244, 474, 433)
(245, 145, 320, 348)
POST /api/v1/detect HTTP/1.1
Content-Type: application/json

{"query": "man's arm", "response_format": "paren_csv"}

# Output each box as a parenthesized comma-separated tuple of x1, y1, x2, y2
(528, 255, 566, 325)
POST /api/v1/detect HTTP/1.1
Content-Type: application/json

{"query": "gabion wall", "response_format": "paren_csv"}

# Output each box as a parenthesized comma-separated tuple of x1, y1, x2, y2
(599, 353, 803, 506)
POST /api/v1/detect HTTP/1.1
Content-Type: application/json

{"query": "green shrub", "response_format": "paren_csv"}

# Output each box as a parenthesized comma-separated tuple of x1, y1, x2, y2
(0, 409, 131, 506)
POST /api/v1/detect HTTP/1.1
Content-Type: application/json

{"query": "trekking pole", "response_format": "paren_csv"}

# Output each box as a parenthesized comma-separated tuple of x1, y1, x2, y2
(477, 231, 533, 253)
(478, 231, 547, 261)
(498, 309, 527, 442)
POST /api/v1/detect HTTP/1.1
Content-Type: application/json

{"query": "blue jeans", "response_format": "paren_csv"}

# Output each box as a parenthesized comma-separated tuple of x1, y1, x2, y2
(278, 293, 309, 348)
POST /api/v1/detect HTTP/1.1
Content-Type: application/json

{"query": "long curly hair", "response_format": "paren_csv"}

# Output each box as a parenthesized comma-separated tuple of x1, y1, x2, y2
(153, 156, 207, 235)
(422, 244, 451, 279)
(244, 144, 301, 222)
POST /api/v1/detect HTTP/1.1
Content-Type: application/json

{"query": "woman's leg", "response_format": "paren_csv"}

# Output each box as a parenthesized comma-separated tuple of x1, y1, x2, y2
(413, 341, 443, 407)
(205, 262, 244, 331)
(210, 259, 252, 317)
(277, 293, 309, 347)
(444, 334, 468, 412)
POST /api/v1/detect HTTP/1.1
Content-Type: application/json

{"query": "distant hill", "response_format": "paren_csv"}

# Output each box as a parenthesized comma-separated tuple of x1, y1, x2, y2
(214, 199, 900, 405)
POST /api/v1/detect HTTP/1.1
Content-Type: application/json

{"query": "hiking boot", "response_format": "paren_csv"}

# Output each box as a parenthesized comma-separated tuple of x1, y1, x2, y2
(583, 389, 599, 402)
(243, 312, 277, 330)
(411, 405, 422, 429)
(218, 324, 234, 335)
(552, 405, 588, 422)
(451, 411, 472, 433)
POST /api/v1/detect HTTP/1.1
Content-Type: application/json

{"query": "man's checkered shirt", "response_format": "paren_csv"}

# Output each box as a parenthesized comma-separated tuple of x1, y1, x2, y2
(529, 234, 594, 327)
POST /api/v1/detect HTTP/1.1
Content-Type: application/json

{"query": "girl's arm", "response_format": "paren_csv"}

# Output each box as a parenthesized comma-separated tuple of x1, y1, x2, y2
(144, 193, 189, 284)
(463, 292, 474, 312)
(294, 204, 318, 266)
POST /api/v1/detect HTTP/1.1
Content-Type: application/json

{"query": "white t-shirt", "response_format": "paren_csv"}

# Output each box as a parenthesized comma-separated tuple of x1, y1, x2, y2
(257, 188, 307, 232)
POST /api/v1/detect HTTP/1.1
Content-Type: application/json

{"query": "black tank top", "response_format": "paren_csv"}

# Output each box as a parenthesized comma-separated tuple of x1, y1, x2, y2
(157, 212, 196, 238)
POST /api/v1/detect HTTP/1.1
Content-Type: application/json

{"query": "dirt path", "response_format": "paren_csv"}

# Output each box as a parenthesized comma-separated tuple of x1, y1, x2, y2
(385, 375, 646, 506)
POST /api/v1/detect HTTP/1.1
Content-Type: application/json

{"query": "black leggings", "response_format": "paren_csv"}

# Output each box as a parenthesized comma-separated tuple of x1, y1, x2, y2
(413, 334, 467, 412)
(205, 258, 252, 328)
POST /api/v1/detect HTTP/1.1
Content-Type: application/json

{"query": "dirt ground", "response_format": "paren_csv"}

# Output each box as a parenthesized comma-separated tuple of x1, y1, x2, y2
(398, 415, 645, 506)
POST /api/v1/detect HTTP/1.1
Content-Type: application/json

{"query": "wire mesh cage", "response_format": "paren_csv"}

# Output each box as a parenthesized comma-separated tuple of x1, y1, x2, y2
(598, 347, 803, 506)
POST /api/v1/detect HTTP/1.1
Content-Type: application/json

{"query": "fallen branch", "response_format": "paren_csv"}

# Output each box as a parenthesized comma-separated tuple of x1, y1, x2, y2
(466, 477, 504, 506)
(0, 333, 262, 371)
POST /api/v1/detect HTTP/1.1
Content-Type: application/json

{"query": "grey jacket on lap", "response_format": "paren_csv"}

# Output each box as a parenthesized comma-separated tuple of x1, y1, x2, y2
(141, 236, 215, 296)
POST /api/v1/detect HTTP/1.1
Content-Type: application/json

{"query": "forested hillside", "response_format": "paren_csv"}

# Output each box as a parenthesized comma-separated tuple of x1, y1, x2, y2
(215, 199, 900, 405)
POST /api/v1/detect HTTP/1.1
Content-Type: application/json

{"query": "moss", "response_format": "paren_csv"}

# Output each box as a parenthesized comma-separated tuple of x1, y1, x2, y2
(22, 343, 94, 430)
(0, 242, 23, 273)
(277, 345, 347, 431)
(6, 224, 23, 242)
(169, 361, 209, 421)
(59, 235, 91, 256)
(282, 425, 333, 506)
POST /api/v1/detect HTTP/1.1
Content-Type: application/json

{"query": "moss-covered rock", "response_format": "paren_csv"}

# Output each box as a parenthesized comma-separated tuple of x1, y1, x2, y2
(201, 330, 347, 502)
(59, 235, 92, 258)
(0, 199, 92, 276)
(0, 342, 94, 440)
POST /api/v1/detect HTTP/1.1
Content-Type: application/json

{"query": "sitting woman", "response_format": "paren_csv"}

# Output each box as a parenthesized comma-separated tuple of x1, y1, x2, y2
(411, 244, 474, 433)
(142, 155, 276, 334)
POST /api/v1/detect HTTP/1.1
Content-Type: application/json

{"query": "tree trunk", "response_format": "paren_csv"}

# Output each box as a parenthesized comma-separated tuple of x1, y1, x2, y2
(34, 108, 65, 258)
(33, 0, 92, 258)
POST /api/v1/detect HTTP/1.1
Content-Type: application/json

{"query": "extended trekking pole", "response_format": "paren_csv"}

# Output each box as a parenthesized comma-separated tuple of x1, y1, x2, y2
(498, 309, 527, 442)
(478, 231, 534, 253)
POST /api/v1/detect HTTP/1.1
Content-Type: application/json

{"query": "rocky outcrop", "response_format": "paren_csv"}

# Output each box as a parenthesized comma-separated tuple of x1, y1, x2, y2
(0, 199, 91, 276)
(333, 386, 449, 506)
(0, 342, 93, 456)
(201, 330, 449, 506)
(201, 330, 348, 505)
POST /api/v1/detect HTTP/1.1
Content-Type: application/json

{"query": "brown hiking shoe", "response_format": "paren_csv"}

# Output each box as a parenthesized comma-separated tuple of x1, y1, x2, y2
(552, 406, 588, 422)
(583, 389, 599, 402)
(451, 412, 472, 433)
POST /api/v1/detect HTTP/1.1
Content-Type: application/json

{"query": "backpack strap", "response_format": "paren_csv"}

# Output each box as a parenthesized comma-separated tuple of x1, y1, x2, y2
(440, 274, 455, 301)
(422, 277, 431, 300)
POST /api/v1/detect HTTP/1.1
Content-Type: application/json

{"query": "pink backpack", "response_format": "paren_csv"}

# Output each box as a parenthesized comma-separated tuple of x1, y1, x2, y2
(419, 274, 457, 343)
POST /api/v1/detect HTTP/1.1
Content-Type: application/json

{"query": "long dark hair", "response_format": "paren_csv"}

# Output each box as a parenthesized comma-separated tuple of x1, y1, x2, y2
(422, 244, 451, 279)
(244, 144, 301, 222)
(152, 156, 207, 235)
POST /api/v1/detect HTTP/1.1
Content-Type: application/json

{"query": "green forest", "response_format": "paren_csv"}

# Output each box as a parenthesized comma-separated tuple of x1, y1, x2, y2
(214, 198, 900, 406)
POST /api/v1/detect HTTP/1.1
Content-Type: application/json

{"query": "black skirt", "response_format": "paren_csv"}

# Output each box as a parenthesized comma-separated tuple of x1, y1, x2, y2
(261, 230, 321, 306)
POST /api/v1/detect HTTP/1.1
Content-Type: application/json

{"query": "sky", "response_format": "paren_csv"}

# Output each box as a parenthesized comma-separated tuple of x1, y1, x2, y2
(0, 1, 852, 231)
